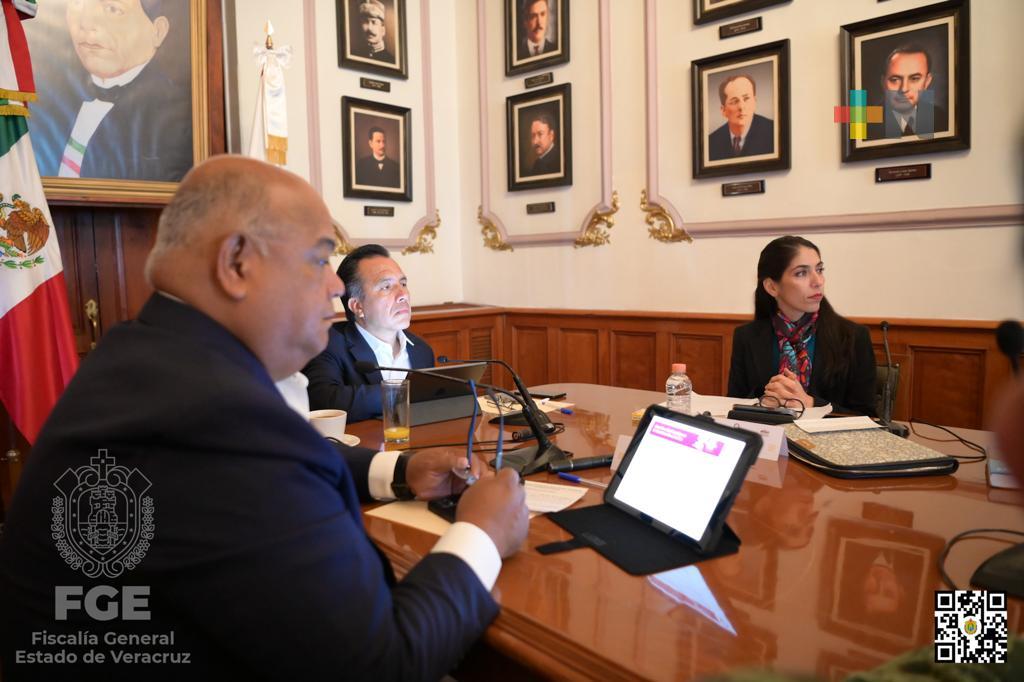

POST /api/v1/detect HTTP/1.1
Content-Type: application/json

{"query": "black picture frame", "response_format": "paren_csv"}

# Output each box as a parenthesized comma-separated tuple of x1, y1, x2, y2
(341, 97, 413, 202)
(505, 0, 570, 77)
(691, 39, 790, 180)
(337, 0, 408, 80)
(506, 83, 573, 192)
(840, 0, 970, 162)
(693, 0, 791, 26)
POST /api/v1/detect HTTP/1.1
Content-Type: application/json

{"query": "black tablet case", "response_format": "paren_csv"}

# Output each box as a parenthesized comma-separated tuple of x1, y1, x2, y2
(541, 503, 740, 575)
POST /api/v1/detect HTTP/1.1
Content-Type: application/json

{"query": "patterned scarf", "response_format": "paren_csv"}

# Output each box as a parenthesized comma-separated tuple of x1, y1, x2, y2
(772, 311, 818, 389)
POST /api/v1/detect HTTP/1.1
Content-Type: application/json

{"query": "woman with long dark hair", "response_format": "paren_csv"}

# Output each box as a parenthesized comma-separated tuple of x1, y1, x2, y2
(727, 235, 877, 415)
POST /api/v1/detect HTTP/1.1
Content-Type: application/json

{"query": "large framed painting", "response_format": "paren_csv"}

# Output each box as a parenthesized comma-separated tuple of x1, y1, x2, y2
(341, 96, 413, 202)
(22, 0, 210, 203)
(506, 83, 572, 192)
(336, 0, 408, 80)
(505, 0, 570, 77)
(840, 0, 970, 162)
(691, 39, 790, 179)
(693, 0, 791, 26)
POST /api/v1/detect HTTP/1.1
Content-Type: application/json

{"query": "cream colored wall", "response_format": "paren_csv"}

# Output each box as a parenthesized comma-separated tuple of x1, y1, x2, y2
(457, 0, 1024, 321)
(233, 0, 1024, 321)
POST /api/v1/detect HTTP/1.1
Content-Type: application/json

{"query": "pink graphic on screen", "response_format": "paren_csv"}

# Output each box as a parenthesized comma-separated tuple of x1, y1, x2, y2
(650, 422, 724, 456)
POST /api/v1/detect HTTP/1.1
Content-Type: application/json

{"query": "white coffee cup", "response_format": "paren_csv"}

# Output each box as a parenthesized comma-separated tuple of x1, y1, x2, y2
(309, 409, 347, 440)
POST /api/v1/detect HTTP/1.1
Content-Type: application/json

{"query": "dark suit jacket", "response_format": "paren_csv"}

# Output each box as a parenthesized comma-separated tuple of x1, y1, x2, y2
(355, 154, 401, 188)
(879, 103, 949, 140)
(530, 144, 560, 176)
(30, 52, 193, 182)
(353, 45, 395, 63)
(727, 318, 877, 416)
(303, 321, 435, 422)
(708, 114, 774, 161)
(0, 295, 495, 681)
(517, 38, 556, 61)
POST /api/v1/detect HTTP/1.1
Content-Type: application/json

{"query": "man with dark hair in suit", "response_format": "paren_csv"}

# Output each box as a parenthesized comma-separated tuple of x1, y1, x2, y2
(707, 73, 775, 162)
(355, 126, 401, 188)
(0, 156, 528, 680)
(516, 0, 555, 61)
(304, 244, 434, 421)
(29, 0, 193, 181)
(872, 44, 948, 140)
(528, 112, 560, 176)
(353, 0, 394, 62)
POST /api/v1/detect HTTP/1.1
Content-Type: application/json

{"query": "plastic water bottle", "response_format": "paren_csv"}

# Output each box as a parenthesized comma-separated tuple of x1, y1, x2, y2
(666, 363, 692, 414)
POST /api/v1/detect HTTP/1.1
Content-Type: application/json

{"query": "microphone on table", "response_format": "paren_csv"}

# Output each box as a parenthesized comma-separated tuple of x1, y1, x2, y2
(353, 361, 568, 475)
(437, 356, 556, 432)
(880, 321, 909, 438)
(996, 320, 1023, 376)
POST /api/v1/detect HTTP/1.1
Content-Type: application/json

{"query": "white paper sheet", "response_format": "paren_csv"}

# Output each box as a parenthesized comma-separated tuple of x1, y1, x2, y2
(365, 500, 452, 536)
(795, 416, 880, 433)
(525, 481, 588, 513)
(798, 404, 834, 420)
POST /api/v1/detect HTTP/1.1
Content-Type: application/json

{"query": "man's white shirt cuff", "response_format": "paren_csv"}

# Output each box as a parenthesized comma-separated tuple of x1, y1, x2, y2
(368, 450, 402, 500)
(431, 522, 502, 591)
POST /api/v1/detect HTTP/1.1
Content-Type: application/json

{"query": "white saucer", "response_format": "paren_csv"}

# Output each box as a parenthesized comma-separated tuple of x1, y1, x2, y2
(337, 433, 360, 447)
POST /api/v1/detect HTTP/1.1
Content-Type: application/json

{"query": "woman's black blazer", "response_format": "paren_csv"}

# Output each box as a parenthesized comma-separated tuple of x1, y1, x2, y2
(727, 318, 877, 416)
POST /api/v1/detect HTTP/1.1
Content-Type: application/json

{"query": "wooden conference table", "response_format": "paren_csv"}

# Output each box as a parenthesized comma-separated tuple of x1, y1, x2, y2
(348, 383, 1024, 681)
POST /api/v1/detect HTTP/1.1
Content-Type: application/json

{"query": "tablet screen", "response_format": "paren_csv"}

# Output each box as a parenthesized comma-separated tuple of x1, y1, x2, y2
(606, 408, 759, 549)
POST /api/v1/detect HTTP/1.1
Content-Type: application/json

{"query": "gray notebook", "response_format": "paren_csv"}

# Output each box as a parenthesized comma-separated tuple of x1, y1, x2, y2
(783, 424, 959, 478)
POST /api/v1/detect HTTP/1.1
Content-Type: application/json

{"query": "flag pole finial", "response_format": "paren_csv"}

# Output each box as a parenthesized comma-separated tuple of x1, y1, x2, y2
(264, 20, 274, 49)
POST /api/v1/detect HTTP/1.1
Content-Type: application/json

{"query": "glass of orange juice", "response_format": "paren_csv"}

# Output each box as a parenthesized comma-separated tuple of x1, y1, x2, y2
(381, 379, 410, 444)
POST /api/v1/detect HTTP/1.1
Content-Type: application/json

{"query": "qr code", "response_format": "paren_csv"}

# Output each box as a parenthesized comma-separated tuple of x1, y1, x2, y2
(934, 590, 1008, 664)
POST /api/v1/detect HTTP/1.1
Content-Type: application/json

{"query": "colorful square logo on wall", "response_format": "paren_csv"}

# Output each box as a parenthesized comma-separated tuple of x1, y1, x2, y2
(834, 90, 883, 140)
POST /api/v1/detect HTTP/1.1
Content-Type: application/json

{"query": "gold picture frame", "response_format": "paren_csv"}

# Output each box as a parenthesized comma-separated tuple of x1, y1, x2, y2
(24, 0, 210, 204)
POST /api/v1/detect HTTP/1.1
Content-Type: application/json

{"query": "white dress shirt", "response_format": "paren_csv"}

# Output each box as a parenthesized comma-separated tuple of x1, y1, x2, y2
(354, 323, 414, 380)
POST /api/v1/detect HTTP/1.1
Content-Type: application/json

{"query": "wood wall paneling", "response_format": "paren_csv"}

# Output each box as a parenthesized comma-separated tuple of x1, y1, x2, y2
(558, 329, 600, 384)
(909, 347, 985, 428)
(610, 331, 658, 390)
(670, 333, 725, 396)
(511, 326, 551, 389)
(418, 330, 460, 366)
(469, 328, 495, 385)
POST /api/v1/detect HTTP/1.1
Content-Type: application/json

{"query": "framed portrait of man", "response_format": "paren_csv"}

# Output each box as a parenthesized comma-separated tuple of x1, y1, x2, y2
(337, 0, 408, 79)
(21, 0, 210, 202)
(341, 97, 412, 202)
(504, 0, 570, 77)
(693, 0, 791, 26)
(505, 83, 572, 192)
(840, 0, 970, 162)
(691, 40, 790, 179)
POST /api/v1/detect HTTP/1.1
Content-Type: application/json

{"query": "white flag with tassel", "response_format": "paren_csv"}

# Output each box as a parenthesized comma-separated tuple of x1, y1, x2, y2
(247, 20, 291, 166)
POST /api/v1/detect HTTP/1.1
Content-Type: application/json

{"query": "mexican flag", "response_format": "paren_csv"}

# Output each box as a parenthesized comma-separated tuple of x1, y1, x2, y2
(0, 0, 78, 443)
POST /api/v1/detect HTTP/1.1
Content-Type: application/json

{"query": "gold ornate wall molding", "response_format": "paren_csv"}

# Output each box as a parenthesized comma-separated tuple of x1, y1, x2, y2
(641, 189, 691, 243)
(575, 191, 620, 248)
(479, 206, 513, 252)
